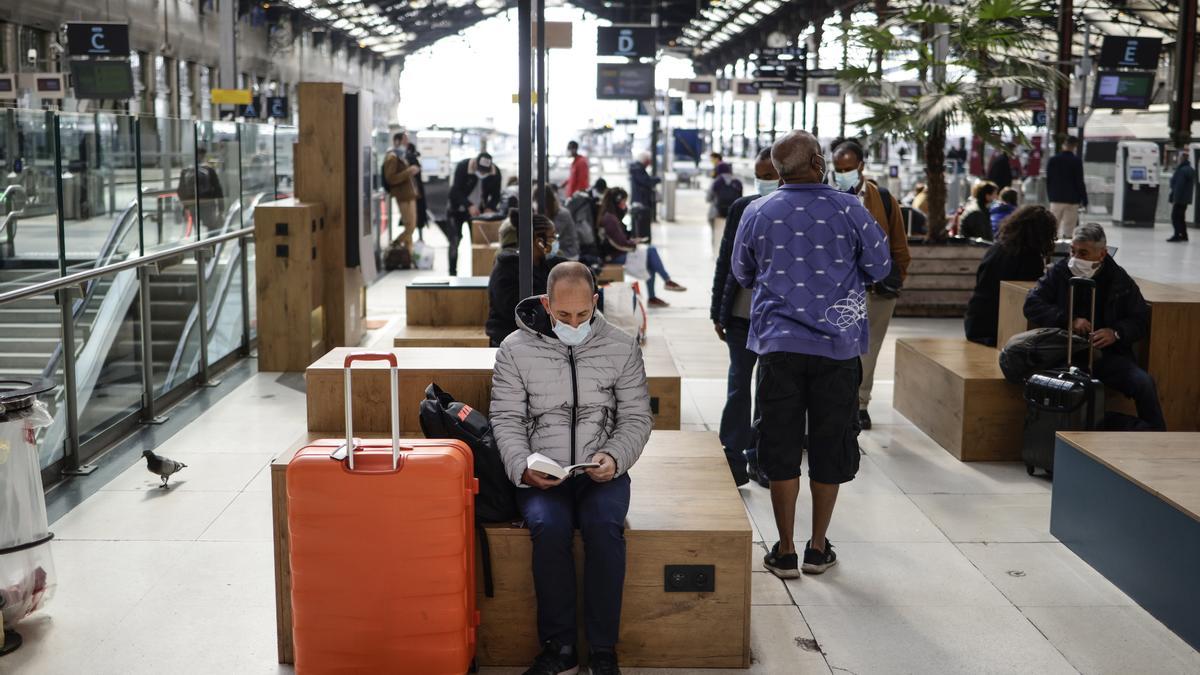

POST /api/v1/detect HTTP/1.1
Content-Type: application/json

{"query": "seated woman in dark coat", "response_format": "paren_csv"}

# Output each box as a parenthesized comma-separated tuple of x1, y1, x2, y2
(485, 214, 564, 347)
(963, 204, 1056, 346)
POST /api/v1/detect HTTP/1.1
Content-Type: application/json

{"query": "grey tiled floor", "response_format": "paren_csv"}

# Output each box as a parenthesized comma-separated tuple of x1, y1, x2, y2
(8, 188, 1199, 674)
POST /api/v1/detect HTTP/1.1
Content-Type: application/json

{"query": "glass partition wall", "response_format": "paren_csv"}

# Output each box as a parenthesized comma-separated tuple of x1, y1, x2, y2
(0, 109, 296, 478)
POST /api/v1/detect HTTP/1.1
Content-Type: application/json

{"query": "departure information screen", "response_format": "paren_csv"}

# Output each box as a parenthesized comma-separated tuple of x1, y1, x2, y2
(70, 60, 134, 99)
(1092, 72, 1153, 109)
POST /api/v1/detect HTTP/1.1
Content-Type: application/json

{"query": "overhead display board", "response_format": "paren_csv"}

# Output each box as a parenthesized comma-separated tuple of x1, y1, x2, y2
(0, 75, 15, 99)
(65, 22, 130, 57)
(267, 96, 290, 119)
(1092, 71, 1154, 109)
(596, 63, 655, 100)
(733, 80, 760, 101)
(597, 25, 657, 58)
(636, 98, 683, 116)
(69, 60, 135, 99)
(1098, 36, 1162, 70)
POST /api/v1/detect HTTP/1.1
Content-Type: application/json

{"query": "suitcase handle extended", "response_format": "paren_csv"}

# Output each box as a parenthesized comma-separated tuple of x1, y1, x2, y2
(1066, 276, 1097, 373)
(343, 352, 401, 471)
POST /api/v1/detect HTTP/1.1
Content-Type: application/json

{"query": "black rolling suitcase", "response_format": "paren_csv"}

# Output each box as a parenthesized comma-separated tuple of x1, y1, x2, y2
(1021, 277, 1104, 477)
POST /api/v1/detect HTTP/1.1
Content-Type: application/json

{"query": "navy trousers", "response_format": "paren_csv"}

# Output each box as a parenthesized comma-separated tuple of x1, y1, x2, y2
(1092, 353, 1166, 430)
(719, 317, 758, 463)
(517, 473, 631, 650)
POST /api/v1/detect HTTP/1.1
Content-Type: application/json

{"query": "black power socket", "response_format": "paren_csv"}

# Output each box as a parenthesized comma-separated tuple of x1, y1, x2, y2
(663, 564, 715, 592)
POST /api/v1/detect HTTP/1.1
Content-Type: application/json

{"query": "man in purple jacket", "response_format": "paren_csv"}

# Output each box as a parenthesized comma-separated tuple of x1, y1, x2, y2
(733, 131, 891, 579)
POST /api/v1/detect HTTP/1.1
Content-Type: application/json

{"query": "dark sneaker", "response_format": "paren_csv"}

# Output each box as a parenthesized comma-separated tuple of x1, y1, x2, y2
(743, 448, 770, 488)
(523, 641, 579, 675)
(589, 649, 621, 675)
(647, 297, 670, 308)
(858, 408, 872, 430)
(763, 542, 800, 579)
(664, 280, 687, 292)
(725, 449, 749, 487)
(802, 539, 838, 575)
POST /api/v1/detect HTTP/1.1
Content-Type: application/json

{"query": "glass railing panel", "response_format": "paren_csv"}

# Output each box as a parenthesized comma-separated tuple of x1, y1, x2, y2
(240, 121, 277, 208)
(151, 254, 201, 397)
(75, 268, 144, 449)
(204, 233, 245, 367)
(2, 109, 61, 275)
(273, 125, 297, 199)
(195, 121, 241, 240)
(56, 111, 140, 266)
(139, 116, 197, 252)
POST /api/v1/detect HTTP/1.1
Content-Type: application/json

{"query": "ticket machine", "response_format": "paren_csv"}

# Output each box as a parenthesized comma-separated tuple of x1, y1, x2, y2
(1113, 141, 1160, 227)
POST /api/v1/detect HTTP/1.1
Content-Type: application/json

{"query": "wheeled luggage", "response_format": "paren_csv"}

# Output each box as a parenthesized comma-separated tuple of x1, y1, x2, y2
(288, 352, 478, 674)
(1021, 277, 1104, 477)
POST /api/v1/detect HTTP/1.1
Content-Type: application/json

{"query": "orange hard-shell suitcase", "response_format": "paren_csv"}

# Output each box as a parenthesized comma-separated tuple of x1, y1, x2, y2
(287, 352, 479, 674)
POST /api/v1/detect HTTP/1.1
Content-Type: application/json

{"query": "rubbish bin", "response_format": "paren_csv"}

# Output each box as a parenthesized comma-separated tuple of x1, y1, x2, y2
(0, 377, 56, 656)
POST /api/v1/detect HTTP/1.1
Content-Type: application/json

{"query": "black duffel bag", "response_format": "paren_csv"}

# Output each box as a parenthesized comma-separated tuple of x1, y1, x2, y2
(999, 327, 1100, 384)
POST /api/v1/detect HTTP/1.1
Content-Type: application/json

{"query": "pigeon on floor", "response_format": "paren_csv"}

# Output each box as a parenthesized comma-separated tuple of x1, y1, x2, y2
(143, 450, 187, 488)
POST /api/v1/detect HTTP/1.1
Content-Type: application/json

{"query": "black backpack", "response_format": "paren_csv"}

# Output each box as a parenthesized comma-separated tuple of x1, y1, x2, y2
(714, 178, 743, 216)
(999, 327, 1100, 384)
(418, 383, 518, 597)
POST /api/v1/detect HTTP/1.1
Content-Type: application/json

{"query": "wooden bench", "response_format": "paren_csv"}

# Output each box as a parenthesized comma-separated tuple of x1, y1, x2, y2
(306, 339, 681, 433)
(271, 430, 753, 667)
(895, 241, 990, 317)
(998, 278, 1200, 431)
(471, 219, 503, 245)
(597, 264, 625, 284)
(393, 325, 490, 348)
(473, 244, 499, 276)
(894, 338, 1026, 461)
(406, 276, 490, 327)
(1050, 432, 1200, 650)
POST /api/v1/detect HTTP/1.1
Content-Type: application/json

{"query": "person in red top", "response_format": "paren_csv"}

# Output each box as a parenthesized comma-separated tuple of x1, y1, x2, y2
(562, 141, 590, 197)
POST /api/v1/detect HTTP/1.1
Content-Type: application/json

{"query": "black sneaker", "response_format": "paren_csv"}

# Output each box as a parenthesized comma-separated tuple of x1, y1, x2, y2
(802, 539, 838, 574)
(589, 649, 621, 675)
(858, 408, 872, 430)
(763, 542, 800, 579)
(523, 641, 579, 675)
(744, 448, 771, 488)
(724, 449, 749, 487)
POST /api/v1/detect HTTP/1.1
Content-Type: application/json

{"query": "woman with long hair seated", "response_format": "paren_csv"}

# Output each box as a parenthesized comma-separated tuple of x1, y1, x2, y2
(964, 204, 1057, 346)
(596, 187, 685, 308)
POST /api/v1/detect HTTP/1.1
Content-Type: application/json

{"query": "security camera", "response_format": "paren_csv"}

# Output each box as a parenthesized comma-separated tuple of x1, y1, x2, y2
(26, 48, 37, 64)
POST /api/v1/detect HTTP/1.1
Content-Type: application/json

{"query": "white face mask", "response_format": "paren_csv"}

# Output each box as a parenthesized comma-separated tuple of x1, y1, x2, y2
(1068, 256, 1101, 279)
(833, 169, 861, 192)
(754, 178, 779, 197)
(552, 318, 591, 346)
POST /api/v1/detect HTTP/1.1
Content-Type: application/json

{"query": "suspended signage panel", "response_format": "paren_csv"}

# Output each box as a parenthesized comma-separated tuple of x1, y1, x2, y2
(212, 88, 253, 105)
(597, 25, 656, 58)
(532, 21, 573, 49)
(69, 60, 134, 99)
(1092, 71, 1154, 109)
(0, 75, 15, 99)
(733, 80, 760, 101)
(596, 63, 655, 100)
(65, 22, 130, 57)
(1098, 36, 1162, 70)
(268, 96, 289, 119)
(238, 97, 263, 119)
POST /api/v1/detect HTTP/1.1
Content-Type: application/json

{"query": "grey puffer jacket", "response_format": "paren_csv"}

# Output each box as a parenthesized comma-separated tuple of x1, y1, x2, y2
(491, 296, 652, 487)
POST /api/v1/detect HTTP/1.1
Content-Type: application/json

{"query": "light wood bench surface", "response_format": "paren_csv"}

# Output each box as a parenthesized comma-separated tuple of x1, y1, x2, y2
(271, 430, 752, 668)
(406, 277, 490, 327)
(1058, 432, 1200, 521)
(393, 325, 491, 348)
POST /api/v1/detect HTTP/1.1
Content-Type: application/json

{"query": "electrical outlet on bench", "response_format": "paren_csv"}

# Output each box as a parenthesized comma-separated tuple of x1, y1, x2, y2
(664, 564, 715, 592)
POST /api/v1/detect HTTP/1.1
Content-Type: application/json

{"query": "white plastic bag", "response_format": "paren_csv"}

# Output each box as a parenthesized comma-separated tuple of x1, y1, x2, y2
(622, 247, 650, 280)
(411, 239, 435, 270)
(602, 282, 648, 343)
(0, 399, 56, 625)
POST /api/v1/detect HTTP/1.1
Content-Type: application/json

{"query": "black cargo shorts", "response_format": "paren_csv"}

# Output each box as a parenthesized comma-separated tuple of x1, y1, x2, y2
(753, 351, 862, 484)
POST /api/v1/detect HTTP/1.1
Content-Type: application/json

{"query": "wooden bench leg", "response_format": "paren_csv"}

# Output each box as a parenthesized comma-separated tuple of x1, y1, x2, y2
(271, 465, 294, 664)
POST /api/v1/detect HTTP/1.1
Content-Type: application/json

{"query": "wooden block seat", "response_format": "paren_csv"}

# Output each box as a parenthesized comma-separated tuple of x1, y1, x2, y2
(597, 264, 625, 284)
(306, 338, 681, 434)
(895, 241, 989, 317)
(271, 430, 753, 667)
(406, 276, 490, 327)
(894, 338, 1026, 461)
(1051, 432, 1200, 650)
(393, 325, 490, 348)
(473, 244, 499, 276)
(471, 219, 503, 245)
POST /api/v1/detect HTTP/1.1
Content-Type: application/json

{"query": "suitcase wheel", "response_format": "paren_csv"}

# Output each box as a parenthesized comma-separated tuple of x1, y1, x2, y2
(1026, 464, 1035, 476)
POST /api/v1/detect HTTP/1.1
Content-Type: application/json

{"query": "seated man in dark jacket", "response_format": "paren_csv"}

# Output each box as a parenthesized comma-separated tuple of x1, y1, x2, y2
(485, 214, 564, 347)
(1023, 223, 1165, 430)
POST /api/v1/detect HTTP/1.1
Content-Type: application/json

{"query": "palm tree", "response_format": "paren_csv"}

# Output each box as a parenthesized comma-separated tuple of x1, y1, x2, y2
(842, 0, 1062, 240)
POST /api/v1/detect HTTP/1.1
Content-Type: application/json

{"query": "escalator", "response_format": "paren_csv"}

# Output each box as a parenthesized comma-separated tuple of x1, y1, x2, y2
(0, 192, 263, 468)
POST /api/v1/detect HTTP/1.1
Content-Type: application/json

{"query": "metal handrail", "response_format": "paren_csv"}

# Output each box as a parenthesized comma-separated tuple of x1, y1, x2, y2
(0, 226, 255, 308)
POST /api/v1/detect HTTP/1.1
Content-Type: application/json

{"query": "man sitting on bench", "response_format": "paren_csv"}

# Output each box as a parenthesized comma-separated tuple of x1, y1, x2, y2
(1023, 223, 1165, 430)
(490, 261, 653, 675)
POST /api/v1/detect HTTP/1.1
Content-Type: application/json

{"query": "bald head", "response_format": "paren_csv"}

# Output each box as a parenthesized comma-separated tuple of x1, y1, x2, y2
(771, 131, 825, 185)
(546, 262, 595, 302)
(543, 262, 598, 328)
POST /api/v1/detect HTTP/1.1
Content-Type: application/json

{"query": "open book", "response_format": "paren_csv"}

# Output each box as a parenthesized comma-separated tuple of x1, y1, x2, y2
(527, 452, 600, 480)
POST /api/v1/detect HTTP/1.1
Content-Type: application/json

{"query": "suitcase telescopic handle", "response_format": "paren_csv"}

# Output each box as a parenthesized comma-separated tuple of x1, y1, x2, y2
(342, 352, 401, 471)
(1067, 276, 1098, 373)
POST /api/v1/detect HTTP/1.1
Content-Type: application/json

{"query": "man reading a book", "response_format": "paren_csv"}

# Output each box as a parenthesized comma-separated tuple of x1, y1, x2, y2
(490, 261, 653, 675)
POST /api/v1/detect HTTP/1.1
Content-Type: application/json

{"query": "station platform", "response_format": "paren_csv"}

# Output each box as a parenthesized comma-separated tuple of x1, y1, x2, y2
(12, 187, 1200, 674)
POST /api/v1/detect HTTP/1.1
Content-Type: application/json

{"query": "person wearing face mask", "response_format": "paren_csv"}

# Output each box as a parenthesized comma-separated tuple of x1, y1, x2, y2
(1024, 223, 1164, 430)
(446, 152, 503, 275)
(959, 180, 999, 240)
(597, 187, 686, 308)
(830, 139, 911, 431)
(708, 147, 779, 487)
(490, 262, 652, 675)
(485, 214, 565, 347)
(733, 131, 892, 579)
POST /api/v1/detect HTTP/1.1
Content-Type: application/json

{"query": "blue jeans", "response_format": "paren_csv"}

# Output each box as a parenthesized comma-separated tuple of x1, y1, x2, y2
(611, 246, 671, 299)
(719, 317, 758, 463)
(516, 473, 632, 650)
(1091, 353, 1166, 430)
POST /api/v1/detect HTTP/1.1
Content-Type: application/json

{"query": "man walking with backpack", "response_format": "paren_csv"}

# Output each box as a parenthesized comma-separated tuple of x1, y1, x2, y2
(177, 146, 225, 233)
(382, 131, 421, 267)
(830, 138, 911, 430)
(628, 151, 660, 240)
(709, 161, 744, 236)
